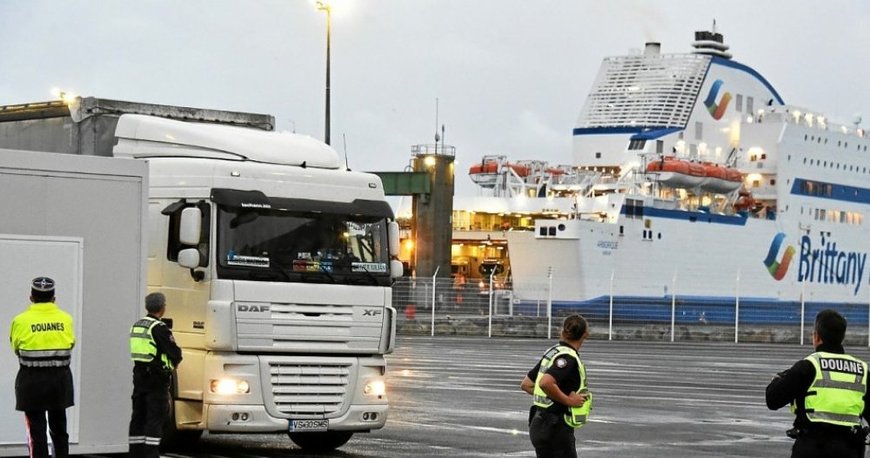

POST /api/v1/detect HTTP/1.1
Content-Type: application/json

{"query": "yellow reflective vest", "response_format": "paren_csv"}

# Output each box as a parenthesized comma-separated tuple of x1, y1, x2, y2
(130, 316, 174, 370)
(532, 344, 592, 429)
(9, 302, 75, 367)
(794, 351, 867, 427)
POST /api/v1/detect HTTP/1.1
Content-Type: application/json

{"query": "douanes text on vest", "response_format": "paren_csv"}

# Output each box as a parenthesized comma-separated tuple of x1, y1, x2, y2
(820, 357, 865, 375)
(31, 322, 65, 332)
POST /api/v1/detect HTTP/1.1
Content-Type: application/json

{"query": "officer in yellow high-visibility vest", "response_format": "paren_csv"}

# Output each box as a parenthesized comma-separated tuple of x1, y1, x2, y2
(128, 292, 182, 458)
(766, 309, 870, 457)
(9, 277, 75, 458)
(521, 314, 591, 458)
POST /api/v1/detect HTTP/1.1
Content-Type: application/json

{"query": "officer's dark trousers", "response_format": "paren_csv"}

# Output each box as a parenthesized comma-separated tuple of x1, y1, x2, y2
(791, 435, 864, 458)
(24, 409, 68, 458)
(529, 410, 577, 458)
(129, 371, 170, 458)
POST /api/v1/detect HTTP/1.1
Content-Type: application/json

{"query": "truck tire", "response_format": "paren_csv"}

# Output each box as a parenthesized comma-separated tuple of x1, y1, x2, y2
(288, 431, 353, 452)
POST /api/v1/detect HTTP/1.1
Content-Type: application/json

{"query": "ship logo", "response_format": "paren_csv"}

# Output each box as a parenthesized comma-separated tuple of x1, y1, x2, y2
(703, 79, 732, 120)
(763, 232, 796, 281)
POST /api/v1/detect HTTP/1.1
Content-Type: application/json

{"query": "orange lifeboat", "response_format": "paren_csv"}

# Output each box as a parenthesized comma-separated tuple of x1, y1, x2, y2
(647, 157, 742, 193)
(700, 162, 742, 193)
(646, 156, 705, 188)
(469, 158, 531, 188)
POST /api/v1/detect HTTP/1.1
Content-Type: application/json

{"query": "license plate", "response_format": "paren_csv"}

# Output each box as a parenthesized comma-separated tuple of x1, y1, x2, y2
(289, 419, 329, 432)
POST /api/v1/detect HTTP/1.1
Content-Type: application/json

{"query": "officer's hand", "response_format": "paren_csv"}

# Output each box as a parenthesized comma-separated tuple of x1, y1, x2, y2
(566, 391, 588, 407)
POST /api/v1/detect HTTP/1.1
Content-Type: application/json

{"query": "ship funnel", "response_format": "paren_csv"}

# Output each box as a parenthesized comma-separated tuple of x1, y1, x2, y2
(691, 30, 733, 59)
(644, 42, 661, 55)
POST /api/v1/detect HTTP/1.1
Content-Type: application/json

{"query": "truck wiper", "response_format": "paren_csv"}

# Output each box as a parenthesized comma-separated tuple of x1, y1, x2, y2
(354, 264, 380, 286)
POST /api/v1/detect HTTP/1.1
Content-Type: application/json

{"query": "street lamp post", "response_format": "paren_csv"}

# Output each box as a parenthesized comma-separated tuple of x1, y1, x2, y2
(315, 1, 331, 145)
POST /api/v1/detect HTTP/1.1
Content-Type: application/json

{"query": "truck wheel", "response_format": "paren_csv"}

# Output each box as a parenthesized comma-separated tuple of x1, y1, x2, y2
(288, 431, 353, 452)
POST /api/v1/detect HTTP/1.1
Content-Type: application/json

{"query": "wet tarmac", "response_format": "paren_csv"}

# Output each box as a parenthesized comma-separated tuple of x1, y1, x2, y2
(90, 336, 869, 457)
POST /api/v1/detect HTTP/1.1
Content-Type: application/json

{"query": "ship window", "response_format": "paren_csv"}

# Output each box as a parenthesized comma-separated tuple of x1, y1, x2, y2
(619, 225, 624, 235)
(761, 153, 767, 160)
(746, 97, 754, 113)
(736, 94, 743, 112)
(595, 152, 602, 159)
(628, 139, 646, 150)
(656, 140, 664, 154)
(770, 179, 776, 185)
(539, 227, 547, 236)
(804, 134, 808, 141)
(838, 141, 842, 147)
(548, 227, 556, 236)
(695, 122, 703, 140)
(803, 158, 807, 164)
(558, 224, 566, 231)
(845, 142, 849, 148)
(752, 180, 760, 188)
(657, 233, 662, 240)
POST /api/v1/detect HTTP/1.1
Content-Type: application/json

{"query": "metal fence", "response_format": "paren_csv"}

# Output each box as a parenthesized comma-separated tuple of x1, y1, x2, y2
(391, 276, 870, 345)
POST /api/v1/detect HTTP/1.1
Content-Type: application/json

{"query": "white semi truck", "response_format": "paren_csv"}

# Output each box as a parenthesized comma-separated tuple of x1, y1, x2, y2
(0, 97, 401, 451)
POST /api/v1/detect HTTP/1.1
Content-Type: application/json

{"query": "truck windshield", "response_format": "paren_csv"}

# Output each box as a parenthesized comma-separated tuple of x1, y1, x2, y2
(216, 204, 391, 286)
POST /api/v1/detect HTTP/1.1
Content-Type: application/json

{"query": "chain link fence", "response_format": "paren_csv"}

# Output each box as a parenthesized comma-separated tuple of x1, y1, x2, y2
(392, 276, 870, 345)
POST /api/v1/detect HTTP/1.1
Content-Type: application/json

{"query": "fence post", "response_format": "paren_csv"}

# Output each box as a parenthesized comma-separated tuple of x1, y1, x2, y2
(488, 269, 495, 338)
(430, 266, 439, 337)
(547, 267, 553, 340)
(801, 281, 807, 346)
(671, 269, 677, 342)
(735, 269, 740, 344)
(609, 269, 614, 341)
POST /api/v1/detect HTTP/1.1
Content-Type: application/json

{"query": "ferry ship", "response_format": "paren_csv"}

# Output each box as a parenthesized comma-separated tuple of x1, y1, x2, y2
(451, 29, 870, 323)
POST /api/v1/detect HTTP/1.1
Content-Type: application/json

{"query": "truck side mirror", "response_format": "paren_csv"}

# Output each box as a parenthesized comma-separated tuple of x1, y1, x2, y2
(390, 259, 404, 279)
(178, 248, 205, 282)
(179, 207, 202, 246)
(178, 248, 201, 269)
(388, 221, 400, 257)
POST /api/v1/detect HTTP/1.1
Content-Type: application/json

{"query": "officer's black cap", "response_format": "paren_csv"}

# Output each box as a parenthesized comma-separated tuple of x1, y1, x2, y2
(31, 276, 55, 294)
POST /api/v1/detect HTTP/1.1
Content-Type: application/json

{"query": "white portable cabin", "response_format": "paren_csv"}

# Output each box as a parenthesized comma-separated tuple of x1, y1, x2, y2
(0, 149, 147, 456)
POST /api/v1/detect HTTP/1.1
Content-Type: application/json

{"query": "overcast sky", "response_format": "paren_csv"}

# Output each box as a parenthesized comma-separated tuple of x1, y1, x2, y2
(2, 1, 869, 197)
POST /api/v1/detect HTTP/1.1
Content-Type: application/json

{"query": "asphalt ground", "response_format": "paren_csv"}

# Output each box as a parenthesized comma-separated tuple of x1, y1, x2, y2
(83, 336, 870, 457)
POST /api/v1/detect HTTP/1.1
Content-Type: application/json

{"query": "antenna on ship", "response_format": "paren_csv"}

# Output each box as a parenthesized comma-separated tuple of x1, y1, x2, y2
(343, 133, 351, 171)
(434, 97, 441, 155)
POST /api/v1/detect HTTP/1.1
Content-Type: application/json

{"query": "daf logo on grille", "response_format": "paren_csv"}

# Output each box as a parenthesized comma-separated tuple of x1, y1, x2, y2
(238, 304, 270, 313)
(362, 309, 382, 317)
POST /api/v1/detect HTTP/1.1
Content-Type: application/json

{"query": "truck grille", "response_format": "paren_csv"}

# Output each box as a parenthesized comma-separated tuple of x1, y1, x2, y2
(268, 362, 351, 416)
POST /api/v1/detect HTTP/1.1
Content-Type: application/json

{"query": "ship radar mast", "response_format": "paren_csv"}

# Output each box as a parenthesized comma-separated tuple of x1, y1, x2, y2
(692, 20, 733, 59)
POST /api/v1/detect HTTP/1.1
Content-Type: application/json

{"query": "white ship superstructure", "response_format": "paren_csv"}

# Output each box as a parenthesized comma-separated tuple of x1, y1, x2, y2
(454, 29, 870, 322)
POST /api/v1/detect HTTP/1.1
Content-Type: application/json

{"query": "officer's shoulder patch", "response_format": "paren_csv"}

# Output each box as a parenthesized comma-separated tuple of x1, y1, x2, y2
(555, 357, 567, 369)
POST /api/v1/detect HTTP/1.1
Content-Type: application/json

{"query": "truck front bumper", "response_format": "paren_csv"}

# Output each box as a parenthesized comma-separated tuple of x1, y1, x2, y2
(205, 403, 388, 433)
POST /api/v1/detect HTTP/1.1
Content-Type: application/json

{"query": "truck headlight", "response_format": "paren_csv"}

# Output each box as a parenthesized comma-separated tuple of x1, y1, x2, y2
(210, 378, 250, 395)
(363, 379, 386, 397)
